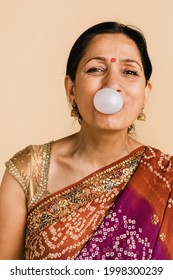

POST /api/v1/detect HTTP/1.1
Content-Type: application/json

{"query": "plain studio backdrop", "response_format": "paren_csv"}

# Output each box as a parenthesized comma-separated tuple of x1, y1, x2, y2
(0, 0, 173, 180)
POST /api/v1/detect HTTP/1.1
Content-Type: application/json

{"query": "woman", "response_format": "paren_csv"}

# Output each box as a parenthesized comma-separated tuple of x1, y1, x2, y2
(0, 21, 173, 260)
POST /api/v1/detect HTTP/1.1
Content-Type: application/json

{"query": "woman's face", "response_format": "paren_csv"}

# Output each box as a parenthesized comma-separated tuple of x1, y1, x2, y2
(66, 33, 151, 132)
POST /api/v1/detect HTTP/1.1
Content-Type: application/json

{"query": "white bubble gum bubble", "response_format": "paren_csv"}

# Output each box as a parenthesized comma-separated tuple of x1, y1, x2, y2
(93, 88, 124, 114)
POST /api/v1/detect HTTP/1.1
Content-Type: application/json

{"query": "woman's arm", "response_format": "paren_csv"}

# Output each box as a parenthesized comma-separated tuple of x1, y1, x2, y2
(0, 169, 27, 259)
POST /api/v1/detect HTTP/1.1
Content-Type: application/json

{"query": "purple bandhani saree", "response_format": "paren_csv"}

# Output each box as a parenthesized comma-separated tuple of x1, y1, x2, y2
(6, 143, 173, 259)
(76, 184, 168, 260)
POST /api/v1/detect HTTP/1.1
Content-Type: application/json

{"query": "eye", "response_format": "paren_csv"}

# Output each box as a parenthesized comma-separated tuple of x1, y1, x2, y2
(124, 70, 139, 76)
(84, 67, 106, 74)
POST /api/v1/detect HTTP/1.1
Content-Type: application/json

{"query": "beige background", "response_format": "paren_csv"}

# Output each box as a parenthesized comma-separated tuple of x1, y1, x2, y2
(0, 0, 173, 181)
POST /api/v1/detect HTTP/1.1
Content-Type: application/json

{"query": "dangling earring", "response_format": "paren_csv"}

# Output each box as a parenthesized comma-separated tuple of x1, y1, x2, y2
(127, 124, 135, 134)
(71, 101, 82, 124)
(71, 101, 79, 118)
(137, 106, 146, 121)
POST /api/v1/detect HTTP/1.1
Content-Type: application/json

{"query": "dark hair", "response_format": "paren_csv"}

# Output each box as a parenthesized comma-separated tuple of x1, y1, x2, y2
(66, 21, 152, 82)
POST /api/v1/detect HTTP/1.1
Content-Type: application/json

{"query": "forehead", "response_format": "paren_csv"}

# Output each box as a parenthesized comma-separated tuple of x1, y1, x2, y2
(83, 33, 141, 59)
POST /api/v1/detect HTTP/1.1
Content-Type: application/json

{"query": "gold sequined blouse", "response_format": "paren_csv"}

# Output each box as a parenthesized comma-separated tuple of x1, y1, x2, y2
(5, 142, 52, 211)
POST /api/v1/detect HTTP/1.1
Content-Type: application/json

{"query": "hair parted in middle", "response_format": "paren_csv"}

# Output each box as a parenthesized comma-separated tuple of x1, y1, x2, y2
(66, 21, 152, 83)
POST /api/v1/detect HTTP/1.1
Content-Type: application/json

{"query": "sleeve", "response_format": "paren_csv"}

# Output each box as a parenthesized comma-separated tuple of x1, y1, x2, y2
(5, 145, 32, 197)
(5, 142, 52, 211)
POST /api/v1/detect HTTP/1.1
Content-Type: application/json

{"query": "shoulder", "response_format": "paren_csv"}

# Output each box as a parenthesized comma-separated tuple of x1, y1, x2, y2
(5, 141, 53, 195)
(142, 146, 173, 185)
(143, 146, 172, 166)
(50, 133, 78, 160)
(5, 141, 53, 172)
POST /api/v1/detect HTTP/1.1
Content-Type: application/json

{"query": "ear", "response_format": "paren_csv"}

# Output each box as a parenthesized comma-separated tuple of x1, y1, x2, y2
(144, 81, 152, 104)
(64, 75, 75, 104)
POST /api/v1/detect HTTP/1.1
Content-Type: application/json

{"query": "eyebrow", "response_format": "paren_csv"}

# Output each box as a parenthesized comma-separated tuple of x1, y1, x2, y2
(84, 56, 107, 65)
(120, 59, 143, 70)
(85, 57, 142, 69)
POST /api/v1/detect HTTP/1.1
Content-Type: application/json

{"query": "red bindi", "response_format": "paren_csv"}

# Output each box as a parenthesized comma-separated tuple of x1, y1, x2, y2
(110, 57, 116, 63)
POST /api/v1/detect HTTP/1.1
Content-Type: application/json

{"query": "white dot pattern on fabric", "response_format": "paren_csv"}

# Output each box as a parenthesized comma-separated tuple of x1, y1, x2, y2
(77, 208, 153, 260)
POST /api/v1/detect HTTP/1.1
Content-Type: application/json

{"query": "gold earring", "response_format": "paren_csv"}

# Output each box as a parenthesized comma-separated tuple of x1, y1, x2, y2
(127, 124, 135, 134)
(137, 106, 146, 121)
(71, 101, 82, 124)
(71, 101, 79, 118)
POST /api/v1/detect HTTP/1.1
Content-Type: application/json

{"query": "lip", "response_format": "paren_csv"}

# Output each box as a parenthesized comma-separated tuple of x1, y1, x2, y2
(95, 104, 124, 115)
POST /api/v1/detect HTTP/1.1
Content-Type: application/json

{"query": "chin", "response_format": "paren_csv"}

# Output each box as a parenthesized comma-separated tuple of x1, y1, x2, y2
(92, 120, 126, 132)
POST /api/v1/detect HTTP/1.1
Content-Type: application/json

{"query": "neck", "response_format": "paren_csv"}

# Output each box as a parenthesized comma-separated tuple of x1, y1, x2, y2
(73, 124, 140, 168)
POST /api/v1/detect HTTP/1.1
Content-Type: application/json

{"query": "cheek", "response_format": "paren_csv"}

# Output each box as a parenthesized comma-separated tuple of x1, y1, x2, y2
(74, 78, 100, 104)
(73, 84, 93, 111)
(126, 83, 146, 100)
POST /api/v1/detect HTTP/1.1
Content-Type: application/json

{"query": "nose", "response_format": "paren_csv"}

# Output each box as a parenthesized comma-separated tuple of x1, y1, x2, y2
(103, 69, 121, 91)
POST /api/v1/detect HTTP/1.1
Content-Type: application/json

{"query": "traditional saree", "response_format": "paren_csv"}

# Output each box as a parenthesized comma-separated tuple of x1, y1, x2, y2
(5, 142, 173, 260)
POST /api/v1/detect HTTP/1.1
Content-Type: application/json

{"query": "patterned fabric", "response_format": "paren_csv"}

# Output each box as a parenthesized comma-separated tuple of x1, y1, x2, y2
(5, 143, 173, 260)
(5, 143, 52, 211)
(76, 147, 173, 260)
